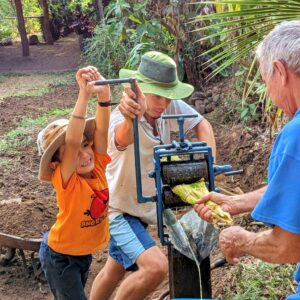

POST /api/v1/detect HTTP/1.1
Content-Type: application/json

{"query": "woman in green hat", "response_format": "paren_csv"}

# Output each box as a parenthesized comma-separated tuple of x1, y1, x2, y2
(90, 51, 216, 300)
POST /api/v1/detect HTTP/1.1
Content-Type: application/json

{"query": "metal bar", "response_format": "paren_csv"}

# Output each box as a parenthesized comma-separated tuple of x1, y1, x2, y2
(214, 165, 232, 176)
(18, 249, 28, 272)
(225, 169, 244, 176)
(210, 257, 227, 270)
(130, 79, 154, 203)
(162, 114, 198, 119)
(95, 78, 136, 86)
(95, 77, 153, 203)
(154, 151, 169, 245)
(155, 146, 212, 155)
(154, 141, 208, 150)
(162, 114, 198, 143)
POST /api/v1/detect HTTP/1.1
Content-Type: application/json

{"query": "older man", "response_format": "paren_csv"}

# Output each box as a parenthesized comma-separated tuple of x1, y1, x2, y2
(90, 51, 216, 300)
(194, 20, 300, 299)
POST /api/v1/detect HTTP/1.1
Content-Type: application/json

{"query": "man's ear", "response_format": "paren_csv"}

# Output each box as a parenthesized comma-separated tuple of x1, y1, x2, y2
(50, 161, 59, 170)
(273, 60, 288, 85)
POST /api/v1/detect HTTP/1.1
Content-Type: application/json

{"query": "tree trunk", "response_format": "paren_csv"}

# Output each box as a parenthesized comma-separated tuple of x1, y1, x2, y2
(14, 0, 29, 56)
(94, 0, 105, 23)
(38, 0, 54, 44)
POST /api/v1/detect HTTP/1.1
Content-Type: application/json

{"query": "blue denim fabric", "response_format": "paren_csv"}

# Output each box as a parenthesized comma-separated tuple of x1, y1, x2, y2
(109, 214, 155, 271)
(39, 232, 92, 300)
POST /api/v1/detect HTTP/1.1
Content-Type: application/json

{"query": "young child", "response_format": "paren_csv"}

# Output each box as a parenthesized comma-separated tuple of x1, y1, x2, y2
(37, 66, 111, 300)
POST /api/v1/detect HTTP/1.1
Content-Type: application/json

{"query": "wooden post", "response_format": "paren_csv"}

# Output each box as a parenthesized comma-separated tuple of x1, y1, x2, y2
(168, 245, 212, 298)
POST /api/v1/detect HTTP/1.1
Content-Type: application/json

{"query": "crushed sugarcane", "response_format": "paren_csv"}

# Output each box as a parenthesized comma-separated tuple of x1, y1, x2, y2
(172, 179, 233, 225)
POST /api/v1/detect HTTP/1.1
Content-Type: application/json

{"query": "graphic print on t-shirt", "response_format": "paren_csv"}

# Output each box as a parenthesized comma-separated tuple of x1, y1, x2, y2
(84, 188, 109, 220)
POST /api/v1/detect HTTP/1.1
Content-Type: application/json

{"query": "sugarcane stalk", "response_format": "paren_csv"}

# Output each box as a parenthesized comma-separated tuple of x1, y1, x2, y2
(172, 179, 233, 225)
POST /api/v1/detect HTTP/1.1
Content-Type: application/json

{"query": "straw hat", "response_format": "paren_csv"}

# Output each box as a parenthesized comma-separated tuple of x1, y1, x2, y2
(119, 51, 194, 100)
(37, 118, 95, 182)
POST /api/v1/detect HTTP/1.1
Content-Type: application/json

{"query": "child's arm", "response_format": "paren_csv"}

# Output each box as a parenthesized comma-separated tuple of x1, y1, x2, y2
(60, 66, 99, 185)
(94, 74, 111, 154)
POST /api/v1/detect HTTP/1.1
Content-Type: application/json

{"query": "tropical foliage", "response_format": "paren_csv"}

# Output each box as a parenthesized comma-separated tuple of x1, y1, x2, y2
(189, 0, 300, 123)
(190, 0, 300, 80)
(0, 0, 42, 39)
(0, 0, 98, 40)
(84, 0, 175, 77)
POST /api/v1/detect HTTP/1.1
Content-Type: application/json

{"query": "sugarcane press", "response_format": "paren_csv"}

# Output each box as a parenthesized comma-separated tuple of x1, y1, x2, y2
(135, 114, 235, 299)
(95, 78, 236, 299)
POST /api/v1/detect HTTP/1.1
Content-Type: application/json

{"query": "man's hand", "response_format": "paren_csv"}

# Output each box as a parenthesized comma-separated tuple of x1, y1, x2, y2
(194, 192, 235, 223)
(119, 82, 146, 121)
(219, 226, 249, 264)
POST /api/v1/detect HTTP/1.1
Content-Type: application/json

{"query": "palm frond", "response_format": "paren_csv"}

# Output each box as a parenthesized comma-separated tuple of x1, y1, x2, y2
(189, 0, 300, 77)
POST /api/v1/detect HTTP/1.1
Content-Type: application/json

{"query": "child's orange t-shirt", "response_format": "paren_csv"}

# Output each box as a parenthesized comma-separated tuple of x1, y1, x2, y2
(48, 152, 111, 256)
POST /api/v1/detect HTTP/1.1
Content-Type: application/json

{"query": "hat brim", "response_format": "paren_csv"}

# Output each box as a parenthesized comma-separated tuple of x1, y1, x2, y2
(38, 117, 96, 182)
(119, 69, 194, 100)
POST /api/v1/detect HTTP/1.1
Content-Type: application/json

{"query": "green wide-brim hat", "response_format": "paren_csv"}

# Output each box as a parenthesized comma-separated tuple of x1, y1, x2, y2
(119, 51, 194, 100)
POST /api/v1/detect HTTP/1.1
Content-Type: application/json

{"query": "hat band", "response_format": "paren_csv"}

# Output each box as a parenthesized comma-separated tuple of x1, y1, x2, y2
(136, 72, 178, 87)
(138, 56, 177, 83)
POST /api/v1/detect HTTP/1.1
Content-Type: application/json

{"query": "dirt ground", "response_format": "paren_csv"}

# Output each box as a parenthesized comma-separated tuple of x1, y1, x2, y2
(0, 34, 80, 74)
(0, 35, 285, 300)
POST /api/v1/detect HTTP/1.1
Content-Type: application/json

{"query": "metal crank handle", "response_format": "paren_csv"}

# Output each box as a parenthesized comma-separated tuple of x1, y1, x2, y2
(95, 78, 136, 86)
(94, 77, 136, 105)
(225, 169, 244, 176)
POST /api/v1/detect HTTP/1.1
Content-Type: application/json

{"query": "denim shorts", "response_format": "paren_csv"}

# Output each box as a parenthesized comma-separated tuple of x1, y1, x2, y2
(109, 214, 156, 271)
(39, 232, 92, 300)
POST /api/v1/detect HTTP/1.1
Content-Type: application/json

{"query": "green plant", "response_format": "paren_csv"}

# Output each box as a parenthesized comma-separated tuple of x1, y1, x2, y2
(189, 0, 300, 124)
(18, 116, 48, 128)
(0, 24, 14, 40)
(224, 260, 295, 300)
(190, 1, 300, 79)
(235, 100, 258, 122)
(190, 1, 300, 124)
(47, 107, 73, 117)
(0, 72, 76, 100)
(84, 24, 130, 78)
(84, 0, 175, 77)
(14, 86, 51, 98)
(0, 129, 32, 155)
(0, 158, 16, 169)
(105, 0, 131, 19)
(50, 72, 75, 87)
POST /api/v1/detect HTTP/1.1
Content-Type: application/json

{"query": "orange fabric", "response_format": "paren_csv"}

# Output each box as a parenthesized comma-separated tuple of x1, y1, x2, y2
(48, 152, 111, 255)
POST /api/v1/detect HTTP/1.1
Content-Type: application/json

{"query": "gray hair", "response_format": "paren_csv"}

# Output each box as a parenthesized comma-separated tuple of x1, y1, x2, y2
(256, 20, 300, 78)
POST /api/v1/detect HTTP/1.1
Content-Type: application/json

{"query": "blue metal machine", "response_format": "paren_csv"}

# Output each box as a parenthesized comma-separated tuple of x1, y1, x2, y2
(95, 77, 240, 299)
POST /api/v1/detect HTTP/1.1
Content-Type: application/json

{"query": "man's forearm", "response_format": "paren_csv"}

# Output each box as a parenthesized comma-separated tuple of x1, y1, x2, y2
(195, 119, 216, 160)
(231, 186, 267, 215)
(242, 226, 300, 263)
(114, 119, 134, 148)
